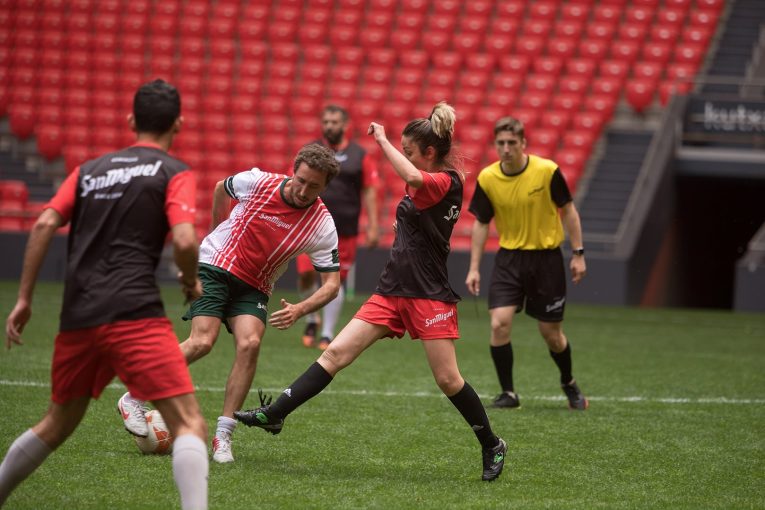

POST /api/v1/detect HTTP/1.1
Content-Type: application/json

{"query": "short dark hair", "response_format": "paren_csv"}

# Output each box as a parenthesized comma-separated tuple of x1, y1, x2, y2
(133, 79, 181, 135)
(293, 143, 340, 184)
(322, 104, 349, 121)
(494, 116, 525, 140)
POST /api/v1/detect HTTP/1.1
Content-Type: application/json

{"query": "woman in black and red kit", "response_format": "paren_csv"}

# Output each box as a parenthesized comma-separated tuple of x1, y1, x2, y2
(235, 102, 507, 482)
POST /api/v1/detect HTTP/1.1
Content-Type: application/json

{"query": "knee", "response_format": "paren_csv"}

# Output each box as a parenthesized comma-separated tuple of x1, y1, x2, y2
(490, 318, 511, 338)
(541, 329, 567, 352)
(318, 345, 350, 375)
(434, 371, 464, 396)
(236, 335, 262, 359)
(186, 334, 215, 358)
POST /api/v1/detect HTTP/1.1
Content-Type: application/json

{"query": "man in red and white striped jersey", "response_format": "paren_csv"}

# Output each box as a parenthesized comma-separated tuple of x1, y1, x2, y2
(121, 144, 342, 464)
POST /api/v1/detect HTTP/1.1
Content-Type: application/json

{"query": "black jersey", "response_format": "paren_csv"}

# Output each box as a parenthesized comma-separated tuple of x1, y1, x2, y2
(59, 145, 191, 331)
(313, 139, 368, 237)
(375, 170, 463, 303)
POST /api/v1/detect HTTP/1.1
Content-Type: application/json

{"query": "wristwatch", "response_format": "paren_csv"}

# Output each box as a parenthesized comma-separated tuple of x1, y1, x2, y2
(572, 248, 585, 256)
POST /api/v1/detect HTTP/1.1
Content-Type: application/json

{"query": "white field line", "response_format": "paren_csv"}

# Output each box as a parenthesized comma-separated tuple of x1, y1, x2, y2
(1, 379, 763, 405)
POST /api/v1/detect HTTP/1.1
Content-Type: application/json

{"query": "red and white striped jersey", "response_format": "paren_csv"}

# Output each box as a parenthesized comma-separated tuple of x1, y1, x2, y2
(200, 168, 339, 294)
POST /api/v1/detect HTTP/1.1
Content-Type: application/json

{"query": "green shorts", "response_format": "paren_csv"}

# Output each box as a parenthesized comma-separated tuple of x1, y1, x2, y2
(183, 263, 269, 326)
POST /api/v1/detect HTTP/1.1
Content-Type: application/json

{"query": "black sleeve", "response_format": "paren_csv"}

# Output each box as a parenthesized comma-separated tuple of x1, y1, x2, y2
(468, 182, 494, 224)
(550, 169, 572, 207)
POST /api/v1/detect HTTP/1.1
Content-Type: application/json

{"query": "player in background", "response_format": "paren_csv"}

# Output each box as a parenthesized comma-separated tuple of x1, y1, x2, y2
(235, 103, 508, 482)
(1, 80, 208, 510)
(118, 144, 342, 464)
(296, 105, 380, 350)
(465, 116, 589, 411)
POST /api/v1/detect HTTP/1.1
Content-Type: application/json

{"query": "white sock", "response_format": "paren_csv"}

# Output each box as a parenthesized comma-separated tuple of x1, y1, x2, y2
(300, 282, 320, 324)
(0, 429, 52, 506)
(321, 285, 345, 340)
(216, 416, 237, 436)
(172, 434, 208, 510)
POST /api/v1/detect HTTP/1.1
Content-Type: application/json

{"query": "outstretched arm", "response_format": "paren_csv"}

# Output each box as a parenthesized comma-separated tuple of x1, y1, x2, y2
(269, 271, 341, 330)
(5, 208, 64, 349)
(368, 122, 424, 189)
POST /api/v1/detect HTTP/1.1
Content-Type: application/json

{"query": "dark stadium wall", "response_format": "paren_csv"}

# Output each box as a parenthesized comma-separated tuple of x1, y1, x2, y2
(672, 174, 765, 309)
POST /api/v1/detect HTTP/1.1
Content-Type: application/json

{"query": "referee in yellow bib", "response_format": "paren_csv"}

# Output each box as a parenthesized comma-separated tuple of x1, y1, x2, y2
(465, 116, 589, 410)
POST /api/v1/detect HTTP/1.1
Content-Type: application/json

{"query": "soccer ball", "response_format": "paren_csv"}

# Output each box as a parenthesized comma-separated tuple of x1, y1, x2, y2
(134, 410, 173, 455)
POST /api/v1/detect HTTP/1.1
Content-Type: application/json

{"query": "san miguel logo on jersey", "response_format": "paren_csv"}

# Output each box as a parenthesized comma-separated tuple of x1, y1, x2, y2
(81, 161, 163, 198)
(443, 204, 460, 222)
(258, 212, 293, 230)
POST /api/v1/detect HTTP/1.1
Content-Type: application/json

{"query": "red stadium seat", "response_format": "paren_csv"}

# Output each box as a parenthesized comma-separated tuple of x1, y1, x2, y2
(587, 21, 617, 40)
(514, 36, 545, 59)
(9, 104, 35, 140)
(452, 33, 482, 56)
(650, 24, 680, 43)
(548, 38, 578, 59)
(555, 148, 588, 180)
(527, 127, 559, 157)
(563, 130, 596, 151)
(611, 40, 641, 63)
(523, 19, 553, 38)
(584, 94, 618, 118)
(625, 6, 655, 25)
(269, 21, 299, 43)
(492, 73, 523, 94)
(528, 1, 557, 20)
(625, 79, 657, 113)
(464, 0, 492, 16)
(499, 55, 530, 75)
(591, 77, 622, 97)
(358, 28, 388, 48)
(555, 20, 584, 39)
(533, 56, 564, 76)
(571, 111, 606, 135)
(421, 31, 450, 54)
(579, 39, 609, 61)
(518, 91, 551, 110)
(559, 75, 589, 95)
(674, 43, 705, 67)
(550, 93, 583, 113)
(427, 13, 456, 33)
(512, 109, 540, 130)
(566, 58, 597, 79)
(642, 42, 673, 65)
(36, 128, 64, 164)
(561, 2, 589, 21)
(593, 4, 621, 22)
(366, 47, 396, 68)
(656, 8, 686, 27)
(431, 52, 463, 72)
(618, 22, 649, 42)
(399, 51, 429, 68)
(599, 60, 630, 84)
(489, 18, 520, 38)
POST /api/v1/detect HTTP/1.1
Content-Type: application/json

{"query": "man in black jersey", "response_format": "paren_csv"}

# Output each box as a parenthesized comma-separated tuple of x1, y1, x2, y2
(1, 80, 209, 509)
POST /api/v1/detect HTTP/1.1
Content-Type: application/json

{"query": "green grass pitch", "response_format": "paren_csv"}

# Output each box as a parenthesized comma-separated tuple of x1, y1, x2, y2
(0, 281, 763, 509)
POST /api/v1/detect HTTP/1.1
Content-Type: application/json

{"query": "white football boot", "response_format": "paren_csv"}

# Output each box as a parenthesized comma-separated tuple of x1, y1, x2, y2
(117, 392, 149, 437)
(212, 430, 234, 463)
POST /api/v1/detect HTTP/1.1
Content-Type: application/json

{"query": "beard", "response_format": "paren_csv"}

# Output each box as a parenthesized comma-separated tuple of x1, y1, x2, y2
(323, 129, 343, 146)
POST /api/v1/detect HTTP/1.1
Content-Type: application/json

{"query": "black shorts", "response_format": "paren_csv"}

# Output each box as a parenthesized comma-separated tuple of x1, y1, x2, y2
(488, 248, 566, 322)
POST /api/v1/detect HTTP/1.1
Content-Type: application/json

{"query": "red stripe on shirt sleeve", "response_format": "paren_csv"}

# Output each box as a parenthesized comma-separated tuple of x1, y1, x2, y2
(361, 153, 380, 189)
(407, 171, 452, 209)
(43, 167, 79, 224)
(165, 170, 197, 227)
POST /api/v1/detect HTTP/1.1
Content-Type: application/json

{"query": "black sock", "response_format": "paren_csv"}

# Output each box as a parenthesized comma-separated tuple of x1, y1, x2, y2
(490, 343, 514, 393)
(267, 362, 333, 420)
(447, 381, 499, 450)
(549, 343, 573, 385)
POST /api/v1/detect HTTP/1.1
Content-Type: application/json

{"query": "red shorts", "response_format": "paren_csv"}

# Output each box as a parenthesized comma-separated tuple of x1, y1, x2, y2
(51, 317, 194, 404)
(296, 235, 358, 281)
(354, 294, 460, 340)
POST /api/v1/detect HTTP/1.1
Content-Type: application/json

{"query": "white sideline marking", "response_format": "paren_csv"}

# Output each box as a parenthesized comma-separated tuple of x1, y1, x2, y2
(1, 379, 763, 405)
